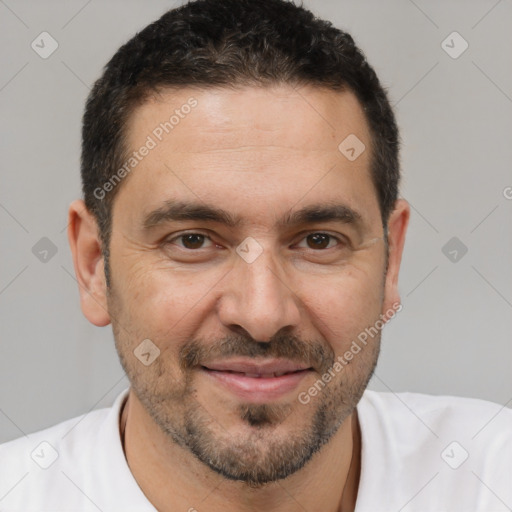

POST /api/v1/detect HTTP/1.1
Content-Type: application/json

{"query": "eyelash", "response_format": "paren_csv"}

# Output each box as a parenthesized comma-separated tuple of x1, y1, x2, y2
(164, 231, 348, 251)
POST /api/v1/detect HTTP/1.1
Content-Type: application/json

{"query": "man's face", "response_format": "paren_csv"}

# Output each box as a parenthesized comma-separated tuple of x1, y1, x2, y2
(106, 85, 396, 484)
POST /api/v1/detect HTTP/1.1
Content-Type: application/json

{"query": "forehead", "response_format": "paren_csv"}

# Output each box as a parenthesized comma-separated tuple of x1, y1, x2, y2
(128, 85, 369, 152)
(114, 85, 379, 231)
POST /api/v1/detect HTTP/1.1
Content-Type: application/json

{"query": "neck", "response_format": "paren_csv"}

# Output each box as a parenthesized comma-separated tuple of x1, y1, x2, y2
(120, 390, 361, 512)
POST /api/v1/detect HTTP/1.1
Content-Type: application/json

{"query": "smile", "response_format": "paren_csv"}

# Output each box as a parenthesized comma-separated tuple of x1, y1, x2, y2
(200, 359, 313, 403)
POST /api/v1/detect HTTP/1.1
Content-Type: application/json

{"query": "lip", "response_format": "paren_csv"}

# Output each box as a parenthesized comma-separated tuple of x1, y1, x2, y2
(201, 358, 313, 403)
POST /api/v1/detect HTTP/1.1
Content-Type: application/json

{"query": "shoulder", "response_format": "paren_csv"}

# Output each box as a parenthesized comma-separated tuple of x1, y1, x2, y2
(360, 389, 512, 440)
(0, 389, 131, 511)
(358, 389, 512, 465)
(355, 390, 512, 511)
(0, 397, 117, 468)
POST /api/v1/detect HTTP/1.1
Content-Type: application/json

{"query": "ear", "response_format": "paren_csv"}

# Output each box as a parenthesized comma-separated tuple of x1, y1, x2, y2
(67, 199, 111, 327)
(382, 199, 410, 316)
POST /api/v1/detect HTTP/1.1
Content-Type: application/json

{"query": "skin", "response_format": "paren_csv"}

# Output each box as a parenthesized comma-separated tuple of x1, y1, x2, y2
(68, 85, 409, 512)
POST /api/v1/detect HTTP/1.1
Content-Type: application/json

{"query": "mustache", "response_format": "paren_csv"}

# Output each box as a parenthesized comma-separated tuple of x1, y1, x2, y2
(179, 331, 335, 373)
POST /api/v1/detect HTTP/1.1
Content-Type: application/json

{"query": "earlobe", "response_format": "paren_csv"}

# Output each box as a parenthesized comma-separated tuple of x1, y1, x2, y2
(67, 199, 111, 327)
(383, 199, 410, 312)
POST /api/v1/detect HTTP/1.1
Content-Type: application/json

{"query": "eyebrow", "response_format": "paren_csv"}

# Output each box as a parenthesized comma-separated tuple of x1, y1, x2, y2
(279, 203, 362, 228)
(142, 200, 363, 231)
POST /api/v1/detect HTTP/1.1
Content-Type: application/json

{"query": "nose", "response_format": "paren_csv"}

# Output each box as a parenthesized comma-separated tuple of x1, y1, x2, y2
(217, 246, 302, 342)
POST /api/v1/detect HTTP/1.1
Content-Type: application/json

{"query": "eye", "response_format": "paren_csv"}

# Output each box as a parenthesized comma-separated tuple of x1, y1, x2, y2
(296, 232, 343, 250)
(167, 233, 213, 250)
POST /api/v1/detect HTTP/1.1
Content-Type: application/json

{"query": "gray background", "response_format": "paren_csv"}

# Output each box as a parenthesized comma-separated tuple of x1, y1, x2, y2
(1, 0, 511, 444)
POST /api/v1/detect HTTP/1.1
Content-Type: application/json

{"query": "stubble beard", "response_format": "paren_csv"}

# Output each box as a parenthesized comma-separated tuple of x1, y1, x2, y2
(113, 332, 379, 486)
(107, 283, 381, 486)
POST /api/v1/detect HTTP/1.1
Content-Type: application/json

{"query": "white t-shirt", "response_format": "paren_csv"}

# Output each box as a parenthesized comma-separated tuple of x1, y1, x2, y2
(0, 388, 510, 511)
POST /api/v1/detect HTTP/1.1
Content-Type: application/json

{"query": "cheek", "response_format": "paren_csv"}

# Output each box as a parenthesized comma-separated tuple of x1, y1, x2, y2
(296, 264, 384, 353)
(113, 256, 226, 343)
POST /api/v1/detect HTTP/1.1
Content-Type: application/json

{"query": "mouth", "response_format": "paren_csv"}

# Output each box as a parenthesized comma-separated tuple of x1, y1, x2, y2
(200, 359, 314, 403)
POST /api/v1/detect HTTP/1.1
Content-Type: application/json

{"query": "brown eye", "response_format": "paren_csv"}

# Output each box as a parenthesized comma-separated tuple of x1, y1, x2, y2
(305, 233, 334, 250)
(178, 233, 209, 249)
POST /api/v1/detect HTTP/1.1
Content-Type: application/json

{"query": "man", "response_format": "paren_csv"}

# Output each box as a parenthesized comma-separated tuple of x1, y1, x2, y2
(0, 0, 510, 510)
